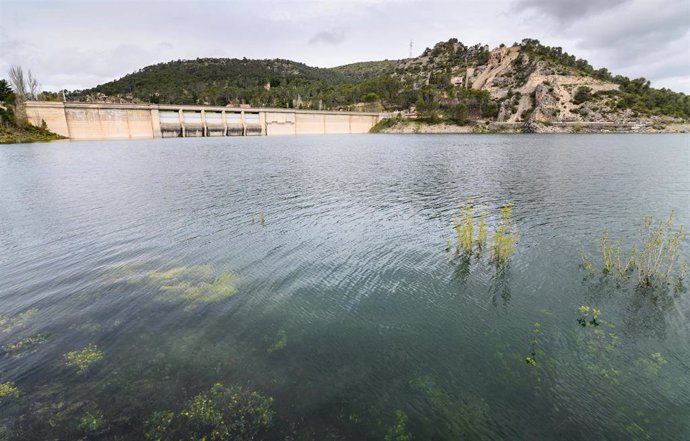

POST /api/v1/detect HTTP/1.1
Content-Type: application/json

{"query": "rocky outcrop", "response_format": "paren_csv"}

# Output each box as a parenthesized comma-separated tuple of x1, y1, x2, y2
(390, 41, 685, 127)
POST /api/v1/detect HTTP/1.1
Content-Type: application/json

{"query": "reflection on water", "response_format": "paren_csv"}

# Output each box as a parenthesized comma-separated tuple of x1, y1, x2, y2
(0, 134, 689, 440)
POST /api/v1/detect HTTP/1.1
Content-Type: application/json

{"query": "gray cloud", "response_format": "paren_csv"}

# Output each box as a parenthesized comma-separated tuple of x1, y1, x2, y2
(309, 29, 346, 45)
(0, 0, 687, 93)
(514, 0, 631, 23)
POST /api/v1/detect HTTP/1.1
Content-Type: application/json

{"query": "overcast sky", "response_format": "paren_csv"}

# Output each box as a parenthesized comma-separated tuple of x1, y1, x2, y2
(1, 0, 688, 93)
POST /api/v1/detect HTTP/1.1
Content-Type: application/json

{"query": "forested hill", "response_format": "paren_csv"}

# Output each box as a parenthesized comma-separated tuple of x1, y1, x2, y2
(68, 58, 398, 108)
(66, 38, 690, 124)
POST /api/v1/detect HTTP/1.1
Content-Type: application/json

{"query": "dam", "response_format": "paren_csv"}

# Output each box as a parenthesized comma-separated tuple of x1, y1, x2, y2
(25, 101, 382, 140)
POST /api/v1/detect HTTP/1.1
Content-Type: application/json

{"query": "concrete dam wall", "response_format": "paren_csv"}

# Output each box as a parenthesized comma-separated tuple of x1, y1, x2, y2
(25, 102, 381, 140)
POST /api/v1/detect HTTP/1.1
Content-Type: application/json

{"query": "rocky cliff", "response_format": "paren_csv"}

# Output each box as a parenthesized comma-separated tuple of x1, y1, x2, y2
(387, 39, 688, 130)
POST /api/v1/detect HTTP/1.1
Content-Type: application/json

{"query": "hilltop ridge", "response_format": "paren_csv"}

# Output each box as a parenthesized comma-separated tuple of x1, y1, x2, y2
(62, 38, 689, 131)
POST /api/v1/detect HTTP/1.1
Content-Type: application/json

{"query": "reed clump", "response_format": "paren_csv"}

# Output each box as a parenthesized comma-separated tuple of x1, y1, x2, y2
(582, 213, 687, 292)
(452, 204, 517, 263)
(491, 204, 519, 265)
(454, 206, 475, 255)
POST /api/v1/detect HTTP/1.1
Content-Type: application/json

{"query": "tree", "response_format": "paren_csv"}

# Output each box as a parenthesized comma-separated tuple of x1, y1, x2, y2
(8, 65, 40, 101)
(451, 103, 468, 125)
(0, 79, 14, 103)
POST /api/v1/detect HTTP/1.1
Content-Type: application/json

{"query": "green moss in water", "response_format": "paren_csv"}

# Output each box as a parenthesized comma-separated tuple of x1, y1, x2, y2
(384, 410, 412, 441)
(410, 375, 490, 439)
(64, 344, 104, 374)
(3, 334, 48, 354)
(0, 308, 37, 333)
(146, 265, 238, 308)
(144, 383, 273, 441)
(634, 352, 667, 377)
(267, 329, 288, 353)
(0, 382, 19, 402)
(78, 410, 105, 434)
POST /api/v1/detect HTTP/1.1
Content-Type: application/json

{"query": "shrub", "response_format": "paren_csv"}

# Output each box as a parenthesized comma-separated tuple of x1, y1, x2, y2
(573, 86, 592, 105)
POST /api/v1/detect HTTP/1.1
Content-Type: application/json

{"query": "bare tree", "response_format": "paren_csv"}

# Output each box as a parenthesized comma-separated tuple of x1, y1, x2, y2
(8, 65, 27, 100)
(27, 70, 40, 100)
(8, 65, 40, 101)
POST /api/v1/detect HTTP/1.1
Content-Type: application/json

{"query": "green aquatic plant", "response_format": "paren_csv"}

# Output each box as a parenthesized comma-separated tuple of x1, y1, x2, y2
(450, 204, 516, 262)
(0, 382, 19, 402)
(2, 334, 48, 354)
(525, 322, 541, 367)
(454, 206, 475, 255)
(491, 204, 519, 265)
(477, 211, 489, 250)
(64, 344, 104, 374)
(0, 308, 37, 333)
(575, 315, 623, 385)
(637, 214, 687, 287)
(267, 329, 288, 353)
(146, 265, 238, 308)
(259, 210, 265, 225)
(577, 306, 601, 327)
(384, 410, 412, 441)
(581, 213, 687, 292)
(78, 410, 105, 433)
(144, 383, 274, 441)
(454, 207, 490, 254)
(148, 264, 216, 283)
(634, 352, 667, 377)
(409, 375, 491, 440)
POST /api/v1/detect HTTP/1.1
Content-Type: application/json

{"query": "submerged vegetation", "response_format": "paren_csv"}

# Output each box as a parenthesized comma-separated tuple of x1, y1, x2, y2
(140, 265, 238, 308)
(0, 382, 19, 402)
(144, 383, 274, 441)
(525, 322, 541, 367)
(64, 344, 104, 374)
(384, 410, 412, 441)
(2, 334, 48, 355)
(0, 308, 37, 333)
(78, 410, 106, 434)
(410, 375, 491, 440)
(577, 306, 601, 327)
(582, 213, 687, 293)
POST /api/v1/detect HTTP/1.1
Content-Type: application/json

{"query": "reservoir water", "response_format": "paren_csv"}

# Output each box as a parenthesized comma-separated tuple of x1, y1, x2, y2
(1, 134, 689, 440)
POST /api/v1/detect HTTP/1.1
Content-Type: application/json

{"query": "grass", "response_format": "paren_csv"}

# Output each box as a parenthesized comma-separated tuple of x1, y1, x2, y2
(369, 117, 400, 133)
(0, 124, 64, 144)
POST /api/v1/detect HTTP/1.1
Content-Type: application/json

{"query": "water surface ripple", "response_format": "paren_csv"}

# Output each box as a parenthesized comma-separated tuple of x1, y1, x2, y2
(1, 134, 689, 440)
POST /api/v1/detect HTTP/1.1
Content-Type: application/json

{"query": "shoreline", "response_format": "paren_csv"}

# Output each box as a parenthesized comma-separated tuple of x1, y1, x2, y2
(373, 120, 690, 134)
